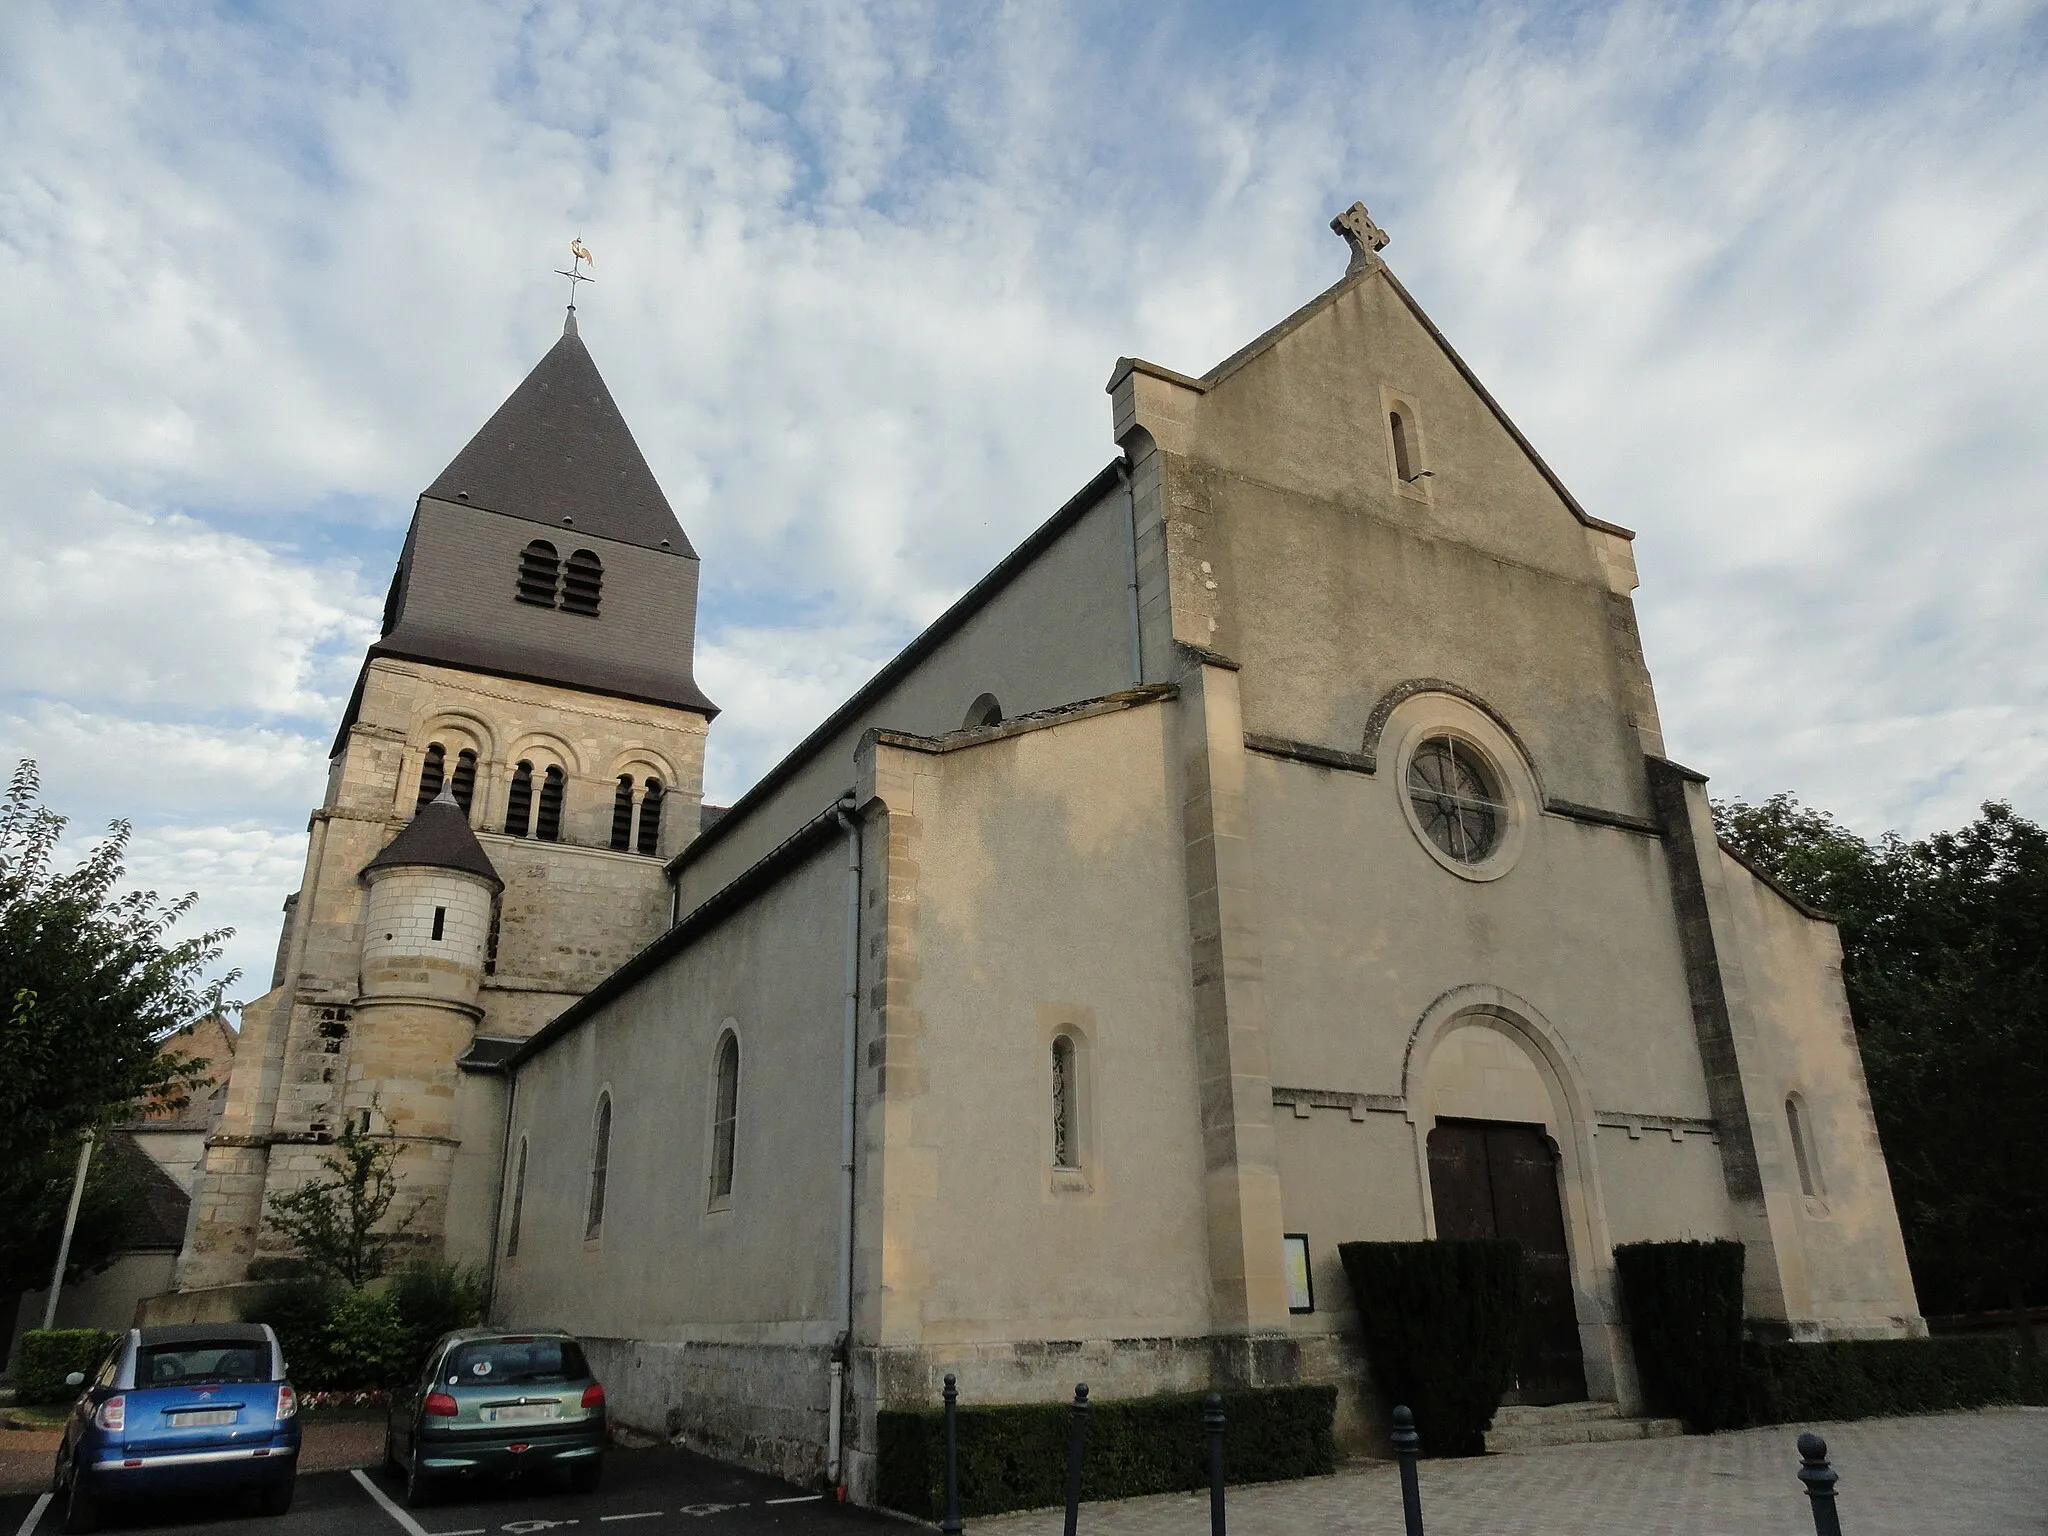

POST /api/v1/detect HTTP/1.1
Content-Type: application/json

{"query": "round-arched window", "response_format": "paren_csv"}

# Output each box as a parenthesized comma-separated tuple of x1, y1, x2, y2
(1405, 736, 1507, 863)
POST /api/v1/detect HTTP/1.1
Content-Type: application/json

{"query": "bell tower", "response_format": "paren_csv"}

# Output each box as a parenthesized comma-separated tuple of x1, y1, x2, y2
(178, 313, 716, 1290)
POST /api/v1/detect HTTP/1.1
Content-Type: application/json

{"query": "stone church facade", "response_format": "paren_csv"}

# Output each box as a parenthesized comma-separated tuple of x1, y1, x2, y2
(177, 207, 1922, 1497)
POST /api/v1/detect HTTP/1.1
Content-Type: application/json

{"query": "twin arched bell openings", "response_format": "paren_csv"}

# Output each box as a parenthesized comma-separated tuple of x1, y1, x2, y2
(414, 741, 480, 815)
(609, 773, 666, 856)
(516, 539, 604, 617)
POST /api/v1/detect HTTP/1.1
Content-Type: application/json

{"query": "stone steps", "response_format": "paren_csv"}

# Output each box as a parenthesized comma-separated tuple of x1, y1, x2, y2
(1484, 1401, 1685, 1452)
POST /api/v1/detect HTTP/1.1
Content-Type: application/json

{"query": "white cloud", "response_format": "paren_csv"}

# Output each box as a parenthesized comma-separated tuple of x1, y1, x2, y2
(0, 0, 2041, 1012)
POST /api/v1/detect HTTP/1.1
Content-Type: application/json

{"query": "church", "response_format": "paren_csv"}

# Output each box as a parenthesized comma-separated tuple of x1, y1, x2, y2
(173, 205, 1923, 1498)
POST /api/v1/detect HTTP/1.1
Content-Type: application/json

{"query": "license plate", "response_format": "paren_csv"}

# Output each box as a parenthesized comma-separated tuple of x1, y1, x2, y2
(482, 1403, 558, 1423)
(169, 1409, 238, 1426)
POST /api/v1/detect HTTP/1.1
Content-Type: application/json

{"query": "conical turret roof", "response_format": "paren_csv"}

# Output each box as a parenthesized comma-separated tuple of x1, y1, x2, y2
(422, 317, 694, 556)
(362, 788, 503, 889)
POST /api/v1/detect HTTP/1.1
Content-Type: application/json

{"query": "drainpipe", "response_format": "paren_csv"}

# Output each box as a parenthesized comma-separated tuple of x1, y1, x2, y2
(483, 1070, 517, 1317)
(1118, 457, 1144, 686)
(829, 795, 862, 1488)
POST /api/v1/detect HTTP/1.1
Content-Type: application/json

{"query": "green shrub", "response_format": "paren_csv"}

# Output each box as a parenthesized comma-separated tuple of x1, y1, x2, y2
(1338, 1239, 1525, 1456)
(875, 1384, 1335, 1519)
(1744, 1336, 2017, 1424)
(390, 1261, 488, 1363)
(321, 1287, 416, 1389)
(17, 1329, 119, 1405)
(247, 1276, 344, 1386)
(1614, 1240, 1745, 1432)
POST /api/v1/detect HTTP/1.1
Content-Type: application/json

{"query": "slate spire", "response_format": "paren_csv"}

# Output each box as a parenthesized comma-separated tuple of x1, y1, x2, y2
(362, 783, 503, 889)
(423, 327, 693, 556)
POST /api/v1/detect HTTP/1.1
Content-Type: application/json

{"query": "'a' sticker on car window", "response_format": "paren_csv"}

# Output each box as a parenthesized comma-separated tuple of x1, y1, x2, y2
(473, 1361, 492, 1375)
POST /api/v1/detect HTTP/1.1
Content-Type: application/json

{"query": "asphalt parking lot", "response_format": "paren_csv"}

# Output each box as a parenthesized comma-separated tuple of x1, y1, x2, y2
(2, 1445, 900, 1536)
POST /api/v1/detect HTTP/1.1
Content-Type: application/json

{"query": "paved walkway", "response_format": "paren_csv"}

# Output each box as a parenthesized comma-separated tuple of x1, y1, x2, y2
(976, 1409, 2048, 1536)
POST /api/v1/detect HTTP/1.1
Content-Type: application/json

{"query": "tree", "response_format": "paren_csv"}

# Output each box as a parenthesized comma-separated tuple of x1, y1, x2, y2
(1713, 794, 2048, 1317)
(0, 760, 236, 1171)
(262, 1109, 421, 1288)
(0, 759, 237, 1347)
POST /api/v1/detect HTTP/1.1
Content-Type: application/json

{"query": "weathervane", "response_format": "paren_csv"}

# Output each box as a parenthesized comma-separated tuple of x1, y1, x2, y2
(555, 237, 596, 313)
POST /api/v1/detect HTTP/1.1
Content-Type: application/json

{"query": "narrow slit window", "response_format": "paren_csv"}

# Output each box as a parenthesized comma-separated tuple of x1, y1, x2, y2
(504, 761, 534, 837)
(710, 1034, 739, 1205)
(586, 1093, 612, 1240)
(431, 906, 446, 942)
(505, 1137, 527, 1258)
(535, 766, 565, 842)
(1390, 410, 1415, 482)
(1787, 1095, 1821, 1198)
(450, 749, 478, 816)
(610, 775, 635, 850)
(636, 779, 663, 856)
(415, 743, 446, 813)
(484, 896, 501, 977)
(1052, 1035, 1078, 1169)
(562, 549, 603, 616)
(517, 540, 561, 607)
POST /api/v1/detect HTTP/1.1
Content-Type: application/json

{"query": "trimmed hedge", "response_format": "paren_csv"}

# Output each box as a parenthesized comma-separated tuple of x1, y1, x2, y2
(1338, 1239, 1525, 1457)
(875, 1384, 1336, 1518)
(18, 1330, 119, 1406)
(1615, 1240, 1746, 1432)
(1744, 1336, 2018, 1425)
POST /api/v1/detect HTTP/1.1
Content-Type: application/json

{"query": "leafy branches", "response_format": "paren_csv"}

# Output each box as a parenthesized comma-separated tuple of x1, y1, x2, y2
(262, 1107, 421, 1288)
(1713, 793, 2048, 1314)
(0, 760, 238, 1174)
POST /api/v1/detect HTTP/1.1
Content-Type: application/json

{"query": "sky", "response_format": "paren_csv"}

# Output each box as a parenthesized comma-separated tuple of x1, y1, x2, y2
(2, 0, 2044, 1000)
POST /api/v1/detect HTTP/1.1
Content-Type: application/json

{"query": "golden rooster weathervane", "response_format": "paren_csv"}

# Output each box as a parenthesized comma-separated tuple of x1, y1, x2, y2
(555, 237, 596, 314)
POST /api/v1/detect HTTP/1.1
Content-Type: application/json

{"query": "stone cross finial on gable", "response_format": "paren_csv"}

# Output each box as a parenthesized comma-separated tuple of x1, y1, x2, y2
(1331, 202, 1390, 272)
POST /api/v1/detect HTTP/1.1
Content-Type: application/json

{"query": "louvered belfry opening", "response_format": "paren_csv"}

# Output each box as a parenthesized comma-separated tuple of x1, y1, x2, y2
(636, 779, 663, 856)
(517, 540, 561, 606)
(562, 548, 603, 616)
(535, 765, 566, 842)
(450, 749, 478, 815)
(610, 775, 635, 850)
(504, 761, 534, 837)
(415, 743, 446, 812)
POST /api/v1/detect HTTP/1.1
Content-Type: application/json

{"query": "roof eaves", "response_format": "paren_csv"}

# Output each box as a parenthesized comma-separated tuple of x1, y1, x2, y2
(513, 805, 847, 1070)
(665, 458, 1126, 879)
(864, 684, 1177, 758)
(1377, 268, 1635, 541)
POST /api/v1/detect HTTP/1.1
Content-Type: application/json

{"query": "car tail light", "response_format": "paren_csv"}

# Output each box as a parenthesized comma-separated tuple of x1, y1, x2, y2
(94, 1396, 126, 1432)
(424, 1392, 459, 1417)
(581, 1383, 605, 1410)
(275, 1384, 298, 1419)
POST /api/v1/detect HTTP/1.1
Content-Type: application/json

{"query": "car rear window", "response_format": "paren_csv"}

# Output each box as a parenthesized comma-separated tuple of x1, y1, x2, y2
(137, 1341, 270, 1386)
(445, 1338, 589, 1386)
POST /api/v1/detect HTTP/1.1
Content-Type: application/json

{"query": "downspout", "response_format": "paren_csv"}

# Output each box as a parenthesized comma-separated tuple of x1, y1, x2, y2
(484, 1068, 517, 1317)
(1118, 456, 1144, 685)
(829, 794, 862, 1489)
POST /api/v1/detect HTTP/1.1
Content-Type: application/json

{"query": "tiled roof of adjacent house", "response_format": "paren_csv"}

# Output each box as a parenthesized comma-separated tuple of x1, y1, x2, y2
(422, 316, 695, 556)
(107, 1132, 194, 1252)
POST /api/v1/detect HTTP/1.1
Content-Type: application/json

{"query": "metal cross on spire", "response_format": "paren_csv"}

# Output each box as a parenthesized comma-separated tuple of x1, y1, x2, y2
(555, 237, 596, 327)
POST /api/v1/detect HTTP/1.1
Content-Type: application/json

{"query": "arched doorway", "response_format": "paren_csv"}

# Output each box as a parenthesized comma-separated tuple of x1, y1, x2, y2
(1417, 1015, 1590, 1405)
(1426, 1118, 1586, 1403)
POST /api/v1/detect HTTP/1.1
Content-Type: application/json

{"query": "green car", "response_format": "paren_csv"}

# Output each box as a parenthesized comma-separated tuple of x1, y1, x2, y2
(385, 1330, 606, 1506)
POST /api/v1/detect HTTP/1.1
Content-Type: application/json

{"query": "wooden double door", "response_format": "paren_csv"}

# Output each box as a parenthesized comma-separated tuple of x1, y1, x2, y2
(1426, 1118, 1588, 1405)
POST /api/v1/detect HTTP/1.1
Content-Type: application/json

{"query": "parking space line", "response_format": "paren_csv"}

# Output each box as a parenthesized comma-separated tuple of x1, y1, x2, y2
(764, 1496, 823, 1506)
(13, 1493, 52, 1536)
(351, 1468, 433, 1536)
(599, 1515, 663, 1523)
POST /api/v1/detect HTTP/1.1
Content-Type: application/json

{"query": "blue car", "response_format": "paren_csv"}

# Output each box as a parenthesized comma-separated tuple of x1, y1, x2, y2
(51, 1322, 299, 1532)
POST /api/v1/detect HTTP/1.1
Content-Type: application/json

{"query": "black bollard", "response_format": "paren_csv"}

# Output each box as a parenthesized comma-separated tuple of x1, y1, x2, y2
(1062, 1384, 1090, 1536)
(1391, 1405, 1425, 1536)
(1797, 1432, 1843, 1536)
(1204, 1392, 1227, 1536)
(941, 1373, 963, 1536)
